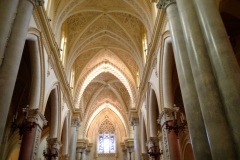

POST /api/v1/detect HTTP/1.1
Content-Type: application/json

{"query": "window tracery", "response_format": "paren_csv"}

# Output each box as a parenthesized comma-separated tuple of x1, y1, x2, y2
(98, 119, 116, 153)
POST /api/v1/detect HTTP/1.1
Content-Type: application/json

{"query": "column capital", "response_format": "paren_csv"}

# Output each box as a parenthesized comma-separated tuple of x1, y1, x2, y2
(71, 116, 81, 127)
(77, 139, 87, 150)
(124, 138, 134, 149)
(27, 0, 44, 6)
(46, 137, 62, 150)
(120, 142, 127, 152)
(129, 111, 139, 127)
(24, 107, 47, 129)
(86, 142, 93, 153)
(157, 0, 176, 9)
(147, 137, 160, 147)
(158, 107, 179, 126)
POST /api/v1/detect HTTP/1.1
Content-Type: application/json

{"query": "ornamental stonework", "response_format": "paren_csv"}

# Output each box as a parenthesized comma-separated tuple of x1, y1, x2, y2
(157, 0, 176, 9)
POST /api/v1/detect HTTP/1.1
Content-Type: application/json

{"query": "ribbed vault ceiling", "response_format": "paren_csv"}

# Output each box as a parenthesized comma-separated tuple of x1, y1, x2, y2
(54, 0, 153, 137)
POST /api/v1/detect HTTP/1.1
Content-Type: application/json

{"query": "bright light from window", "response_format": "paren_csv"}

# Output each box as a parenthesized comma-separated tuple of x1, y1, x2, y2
(98, 133, 115, 153)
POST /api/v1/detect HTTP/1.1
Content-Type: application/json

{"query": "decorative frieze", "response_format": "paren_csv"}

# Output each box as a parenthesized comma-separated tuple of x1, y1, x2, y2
(157, 0, 176, 9)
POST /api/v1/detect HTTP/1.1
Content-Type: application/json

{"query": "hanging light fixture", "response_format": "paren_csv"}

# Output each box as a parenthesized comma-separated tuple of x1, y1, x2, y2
(165, 105, 187, 136)
(147, 142, 163, 159)
(11, 105, 36, 138)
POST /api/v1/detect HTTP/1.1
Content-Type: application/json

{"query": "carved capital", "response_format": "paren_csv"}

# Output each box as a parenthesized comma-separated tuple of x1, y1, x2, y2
(71, 117, 80, 128)
(147, 137, 160, 147)
(77, 139, 87, 150)
(124, 138, 134, 149)
(158, 107, 179, 126)
(157, 0, 176, 9)
(129, 110, 139, 128)
(46, 137, 62, 150)
(27, 0, 44, 6)
(24, 107, 47, 129)
(130, 117, 139, 127)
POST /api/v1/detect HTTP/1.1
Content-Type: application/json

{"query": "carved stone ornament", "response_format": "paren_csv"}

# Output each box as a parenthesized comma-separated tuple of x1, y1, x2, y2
(46, 137, 62, 150)
(28, 0, 44, 6)
(147, 137, 160, 147)
(157, 0, 176, 9)
(25, 107, 47, 129)
(158, 107, 179, 126)
(130, 117, 139, 126)
(71, 117, 81, 127)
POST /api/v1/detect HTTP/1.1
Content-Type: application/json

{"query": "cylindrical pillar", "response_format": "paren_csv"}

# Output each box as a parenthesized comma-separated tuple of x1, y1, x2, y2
(177, 0, 237, 159)
(62, 115, 69, 157)
(76, 147, 83, 160)
(69, 116, 80, 160)
(19, 109, 47, 160)
(140, 117, 148, 157)
(0, 0, 19, 65)
(161, 25, 181, 160)
(130, 114, 141, 160)
(49, 89, 59, 138)
(134, 124, 141, 160)
(193, 0, 240, 156)
(0, 0, 41, 143)
(157, 1, 212, 159)
(27, 34, 41, 110)
(148, 89, 158, 137)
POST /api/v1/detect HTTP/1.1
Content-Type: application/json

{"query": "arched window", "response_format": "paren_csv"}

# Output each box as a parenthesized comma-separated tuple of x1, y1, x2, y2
(70, 67, 75, 94)
(98, 119, 116, 153)
(142, 33, 148, 64)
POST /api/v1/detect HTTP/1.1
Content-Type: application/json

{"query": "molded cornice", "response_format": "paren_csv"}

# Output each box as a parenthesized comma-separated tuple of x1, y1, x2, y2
(33, 7, 79, 118)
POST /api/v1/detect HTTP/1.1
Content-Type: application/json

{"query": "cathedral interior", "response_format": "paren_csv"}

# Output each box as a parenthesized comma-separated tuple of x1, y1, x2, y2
(0, 0, 240, 160)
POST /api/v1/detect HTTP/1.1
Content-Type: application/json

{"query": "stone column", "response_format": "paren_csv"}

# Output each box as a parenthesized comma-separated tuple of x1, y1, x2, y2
(61, 116, 69, 159)
(76, 139, 87, 160)
(0, 0, 18, 66)
(69, 116, 80, 160)
(125, 139, 134, 160)
(76, 147, 84, 160)
(176, 0, 237, 159)
(84, 145, 92, 160)
(18, 108, 47, 160)
(44, 137, 61, 160)
(130, 111, 141, 160)
(148, 89, 158, 137)
(159, 108, 181, 160)
(192, 0, 240, 155)
(140, 116, 148, 160)
(121, 143, 128, 160)
(0, 0, 43, 144)
(157, 1, 212, 159)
